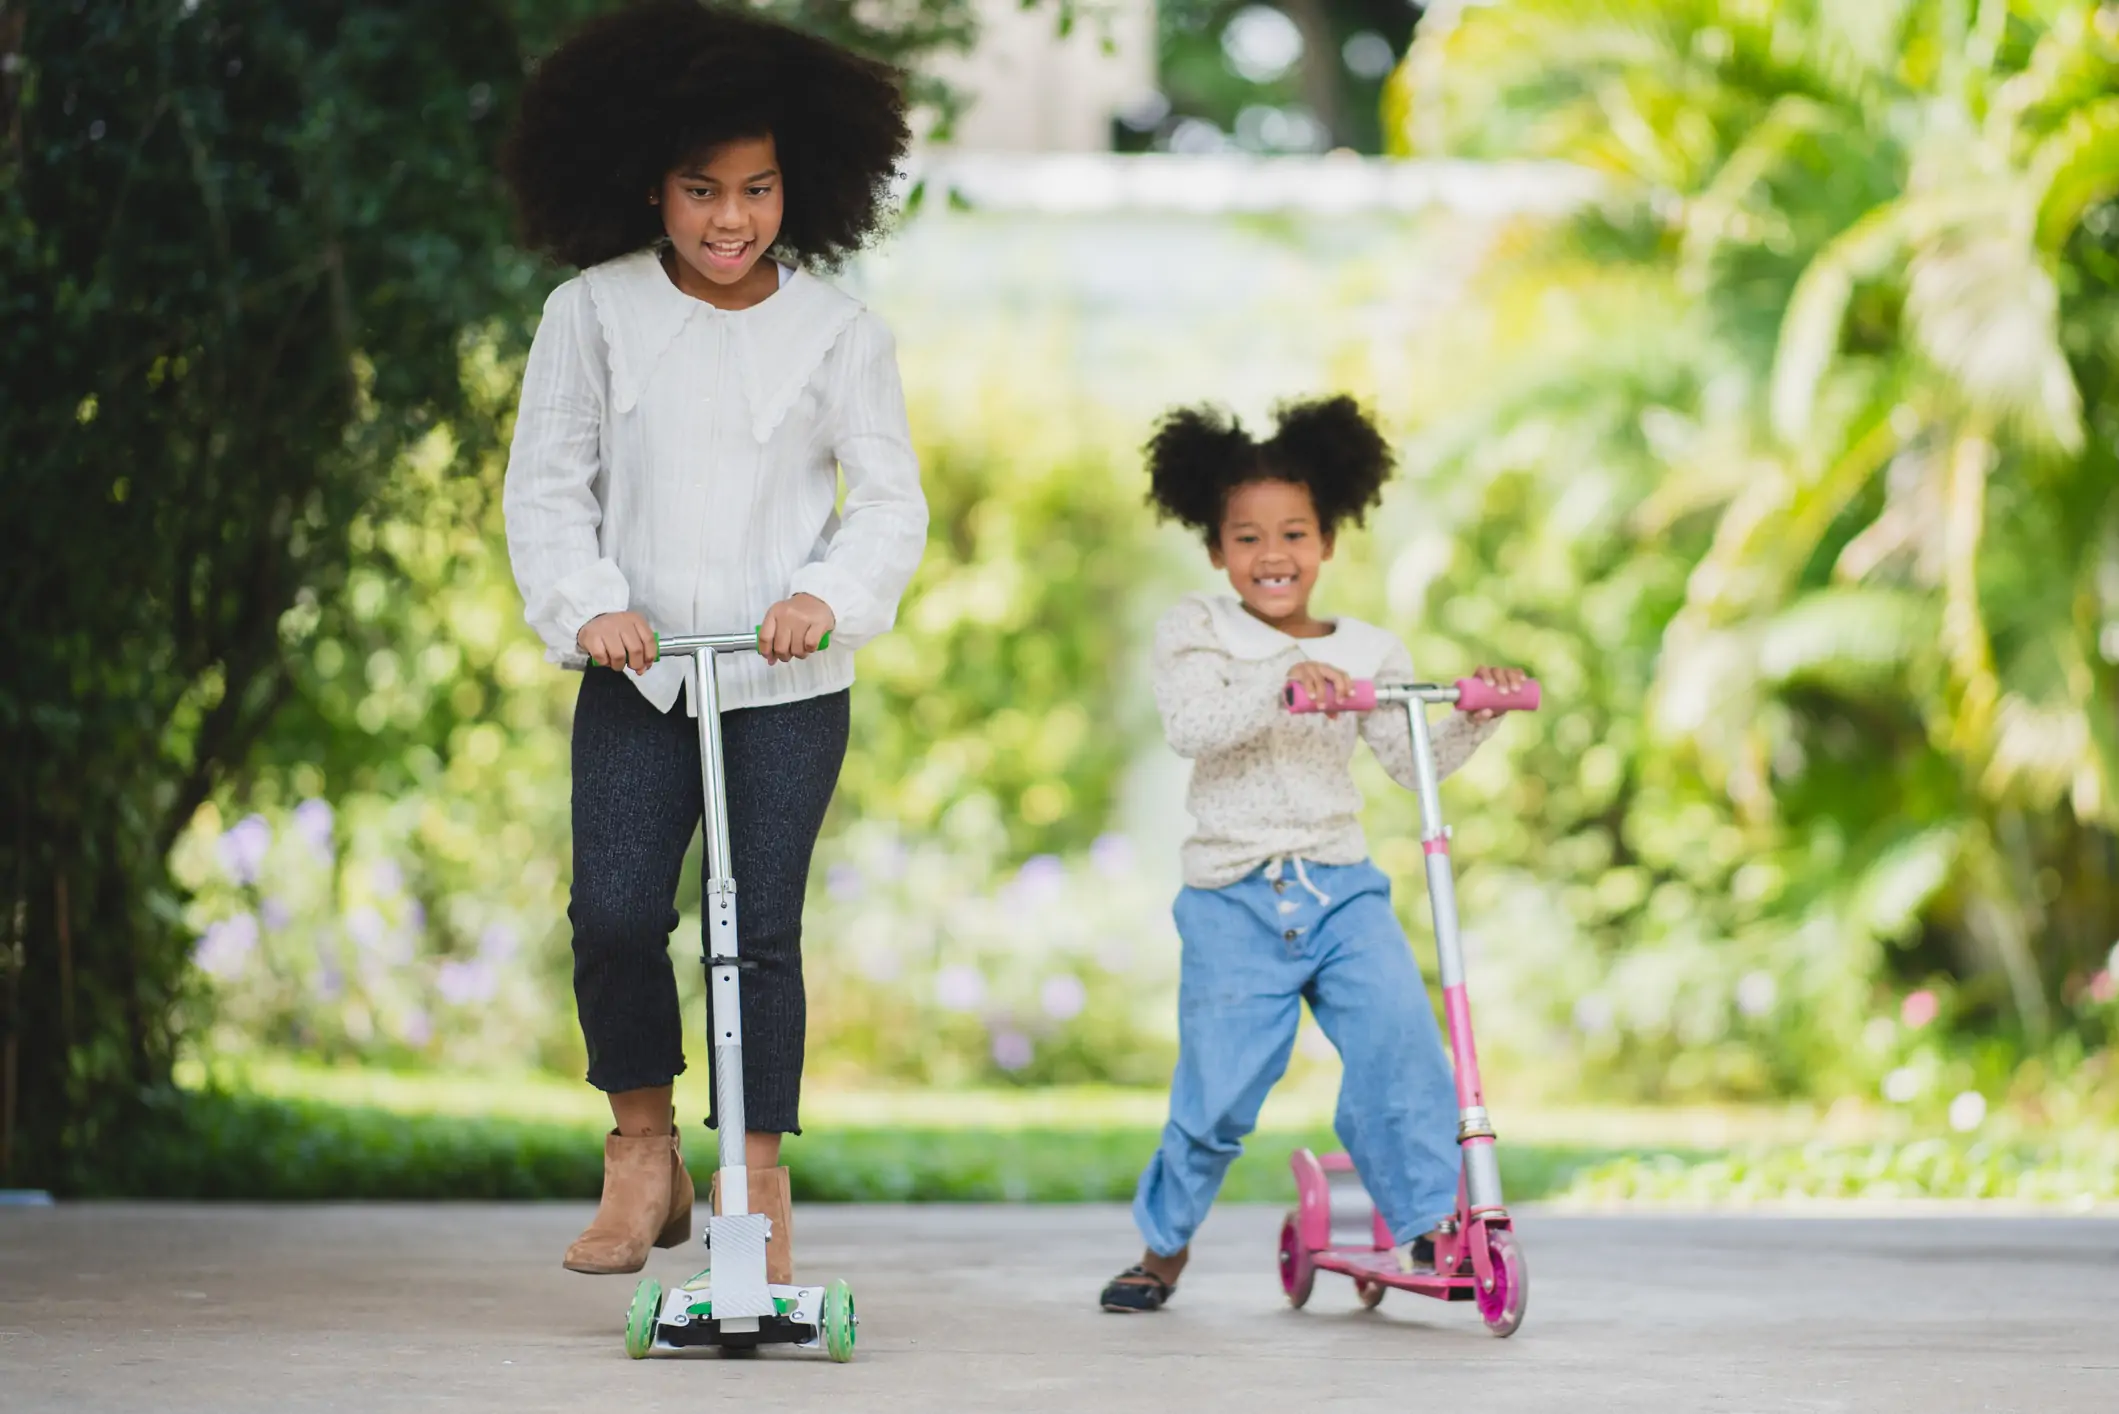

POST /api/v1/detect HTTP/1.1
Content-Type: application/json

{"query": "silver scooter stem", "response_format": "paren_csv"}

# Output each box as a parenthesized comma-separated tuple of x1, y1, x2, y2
(687, 646, 749, 1210)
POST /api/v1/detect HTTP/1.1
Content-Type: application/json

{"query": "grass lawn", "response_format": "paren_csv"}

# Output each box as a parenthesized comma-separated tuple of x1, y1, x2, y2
(99, 1056, 2107, 1207)
(122, 1056, 1700, 1204)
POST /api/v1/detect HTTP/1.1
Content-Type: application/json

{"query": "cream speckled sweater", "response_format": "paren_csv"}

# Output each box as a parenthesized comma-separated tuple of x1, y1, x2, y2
(1154, 593, 1499, 889)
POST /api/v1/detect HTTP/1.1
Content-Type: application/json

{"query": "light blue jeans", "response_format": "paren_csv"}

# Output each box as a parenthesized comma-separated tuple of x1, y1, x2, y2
(1131, 859, 1460, 1257)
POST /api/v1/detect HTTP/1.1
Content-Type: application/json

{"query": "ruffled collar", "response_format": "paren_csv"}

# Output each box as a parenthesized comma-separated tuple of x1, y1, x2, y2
(1194, 592, 1396, 677)
(581, 248, 864, 442)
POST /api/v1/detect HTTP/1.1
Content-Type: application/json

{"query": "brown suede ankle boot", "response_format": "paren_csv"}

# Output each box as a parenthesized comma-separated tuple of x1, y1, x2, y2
(562, 1127, 695, 1275)
(710, 1164, 795, 1285)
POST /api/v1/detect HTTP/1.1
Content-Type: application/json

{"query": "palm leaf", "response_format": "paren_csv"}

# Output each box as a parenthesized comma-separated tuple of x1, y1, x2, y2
(1902, 222, 2084, 451)
(1756, 586, 1939, 689)
(1769, 188, 2006, 441)
(1850, 824, 1964, 942)
(1678, 94, 1839, 280)
(2032, 95, 2119, 250)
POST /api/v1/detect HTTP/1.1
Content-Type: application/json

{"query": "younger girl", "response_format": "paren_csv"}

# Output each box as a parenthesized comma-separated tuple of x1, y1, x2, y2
(500, 3, 926, 1278)
(1101, 397, 1525, 1312)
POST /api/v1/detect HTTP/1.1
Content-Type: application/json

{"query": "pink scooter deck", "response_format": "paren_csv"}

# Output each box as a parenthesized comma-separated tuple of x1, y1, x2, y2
(1313, 1247, 1477, 1301)
(1281, 1147, 1520, 1330)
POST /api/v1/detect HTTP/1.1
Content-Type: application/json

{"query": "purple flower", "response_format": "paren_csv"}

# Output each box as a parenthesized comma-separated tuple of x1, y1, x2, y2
(1009, 854, 1066, 907)
(1573, 994, 1614, 1037)
(260, 896, 293, 931)
(217, 815, 272, 886)
(403, 900, 426, 937)
(478, 924, 519, 964)
(193, 913, 259, 977)
(1091, 833, 1134, 878)
(292, 798, 335, 862)
(437, 958, 499, 1005)
(990, 1029, 1034, 1072)
(827, 863, 865, 901)
(857, 945, 902, 983)
(346, 906, 387, 953)
(1735, 971, 1776, 1019)
(314, 961, 344, 1000)
(370, 859, 405, 898)
(1040, 974, 1087, 1022)
(934, 965, 986, 1012)
(398, 1007, 433, 1047)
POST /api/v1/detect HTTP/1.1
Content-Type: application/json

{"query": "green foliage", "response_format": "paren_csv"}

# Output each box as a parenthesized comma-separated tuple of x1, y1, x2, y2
(1149, 1, 1421, 154)
(0, 0, 533, 1186)
(754, 0, 981, 133)
(801, 823, 1182, 1089)
(841, 403, 1157, 856)
(164, 352, 585, 1076)
(1372, 0, 2119, 1103)
(1563, 1131, 2119, 1205)
(64, 1082, 1650, 1202)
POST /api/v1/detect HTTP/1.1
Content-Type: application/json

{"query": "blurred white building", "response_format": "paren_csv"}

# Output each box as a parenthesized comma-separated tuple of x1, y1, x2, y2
(929, 0, 1159, 152)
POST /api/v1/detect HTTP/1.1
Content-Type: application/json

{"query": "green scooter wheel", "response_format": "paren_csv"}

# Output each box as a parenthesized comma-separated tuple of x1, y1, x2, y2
(821, 1278, 856, 1363)
(625, 1277, 662, 1359)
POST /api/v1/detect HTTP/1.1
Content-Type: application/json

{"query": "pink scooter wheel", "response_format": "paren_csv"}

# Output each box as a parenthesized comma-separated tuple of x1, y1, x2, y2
(1476, 1230, 1528, 1337)
(1277, 1213, 1315, 1308)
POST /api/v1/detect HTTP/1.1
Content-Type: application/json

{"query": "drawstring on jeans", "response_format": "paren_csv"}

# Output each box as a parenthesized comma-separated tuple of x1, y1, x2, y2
(1264, 856, 1332, 908)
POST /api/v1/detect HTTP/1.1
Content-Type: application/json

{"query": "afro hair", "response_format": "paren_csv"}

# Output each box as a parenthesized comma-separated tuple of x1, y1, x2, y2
(1145, 395, 1394, 546)
(502, 1, 911, 270)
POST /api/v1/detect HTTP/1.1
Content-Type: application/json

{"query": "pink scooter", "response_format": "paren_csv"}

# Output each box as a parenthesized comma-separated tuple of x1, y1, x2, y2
(1277, 674, 1541, 1338)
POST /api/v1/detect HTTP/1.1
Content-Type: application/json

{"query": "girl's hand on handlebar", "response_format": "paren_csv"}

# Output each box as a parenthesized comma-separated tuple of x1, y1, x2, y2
(1287, 660, 1356, 719)
(1466, 664, 1528, 721)
(760, 593, 836, 665)
(577, 611, 658, 675)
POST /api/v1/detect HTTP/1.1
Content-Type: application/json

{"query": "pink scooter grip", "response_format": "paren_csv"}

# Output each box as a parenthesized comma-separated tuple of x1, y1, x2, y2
(1454, 676, 1541, 713)
(1282, 680, 1378, 713)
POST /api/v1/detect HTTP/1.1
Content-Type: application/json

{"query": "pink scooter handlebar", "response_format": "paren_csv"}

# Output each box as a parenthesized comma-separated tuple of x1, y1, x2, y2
(1283, 677, 1543, 714)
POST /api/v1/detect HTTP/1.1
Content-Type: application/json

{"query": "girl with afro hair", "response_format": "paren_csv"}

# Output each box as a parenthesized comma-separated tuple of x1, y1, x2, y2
(499, 2, 927, 1280)
(1099, 397, 1528, 1314)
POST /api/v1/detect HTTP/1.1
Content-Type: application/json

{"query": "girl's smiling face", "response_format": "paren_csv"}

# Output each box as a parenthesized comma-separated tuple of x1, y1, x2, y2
(652, 134, 785, 305)
(1211, 478, 1334, 632)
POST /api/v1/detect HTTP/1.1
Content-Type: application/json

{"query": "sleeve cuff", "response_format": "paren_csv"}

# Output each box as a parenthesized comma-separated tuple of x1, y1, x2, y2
(535, 558, 631, 665)
(787, 561, 880, 646)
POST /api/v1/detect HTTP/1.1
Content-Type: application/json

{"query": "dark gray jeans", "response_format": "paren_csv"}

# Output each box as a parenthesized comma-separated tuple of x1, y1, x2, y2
(568, 665, 848, 1134)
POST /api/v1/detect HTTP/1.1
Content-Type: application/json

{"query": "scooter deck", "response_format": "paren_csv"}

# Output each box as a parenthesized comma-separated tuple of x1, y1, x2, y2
(652, 1281, 828, 1351)
(1314, 1247, 1478, 1302)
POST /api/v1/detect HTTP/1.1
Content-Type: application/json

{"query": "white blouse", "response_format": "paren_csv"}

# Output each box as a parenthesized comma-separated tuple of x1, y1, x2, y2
(503, 248, 928, 715)
(1153, 593, 1499, 889)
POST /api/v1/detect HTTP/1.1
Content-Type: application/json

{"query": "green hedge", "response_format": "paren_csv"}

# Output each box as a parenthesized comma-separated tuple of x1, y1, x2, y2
(69, 1087, 1655, 1203)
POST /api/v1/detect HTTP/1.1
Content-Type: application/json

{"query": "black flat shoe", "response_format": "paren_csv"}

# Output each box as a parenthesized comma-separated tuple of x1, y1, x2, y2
(1100, 1265, 1176, 1313)
(1394, 1232, 1439, 1273)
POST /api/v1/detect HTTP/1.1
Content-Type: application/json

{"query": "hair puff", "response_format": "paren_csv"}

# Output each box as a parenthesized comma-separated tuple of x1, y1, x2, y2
(502, 1, 911, 270)
(1145, 395, 1393, 545)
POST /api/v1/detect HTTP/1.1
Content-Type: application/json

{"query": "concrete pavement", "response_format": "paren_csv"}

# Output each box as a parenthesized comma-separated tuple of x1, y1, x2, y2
(2, 1202, 2114, 1412)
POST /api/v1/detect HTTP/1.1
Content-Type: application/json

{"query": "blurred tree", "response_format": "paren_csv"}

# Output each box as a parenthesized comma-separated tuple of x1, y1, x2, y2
(1391, 0, 2119, 1051)
(0, 0, 535, 1191)
(1131, 0, 1425, 153)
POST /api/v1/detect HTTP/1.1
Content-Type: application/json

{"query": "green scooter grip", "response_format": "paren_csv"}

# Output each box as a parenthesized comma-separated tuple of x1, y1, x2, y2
(641, 629, 832, 653)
